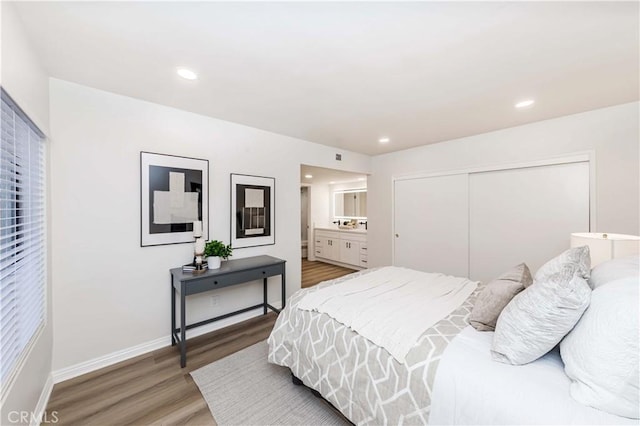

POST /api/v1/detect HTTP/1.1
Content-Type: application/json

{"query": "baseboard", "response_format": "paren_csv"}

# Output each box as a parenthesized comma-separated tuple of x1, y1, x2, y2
(31, 374, 53, 426)
(51, 336, 169, 384)
(51, 303, 281, 384)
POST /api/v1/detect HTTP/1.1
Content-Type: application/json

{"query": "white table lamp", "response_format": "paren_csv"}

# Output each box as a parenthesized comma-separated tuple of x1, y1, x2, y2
(193, 221, 205, 270)
(570, 232, 640, 267)
(193, 220, 203, 238)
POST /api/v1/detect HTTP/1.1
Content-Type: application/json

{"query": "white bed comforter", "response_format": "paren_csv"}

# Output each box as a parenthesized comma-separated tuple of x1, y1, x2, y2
(297, 266, 477, 363)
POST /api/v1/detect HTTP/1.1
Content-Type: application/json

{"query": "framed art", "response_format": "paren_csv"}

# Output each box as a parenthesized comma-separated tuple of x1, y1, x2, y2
(230, 173, 275, 248)
(140, 152, 209, 246)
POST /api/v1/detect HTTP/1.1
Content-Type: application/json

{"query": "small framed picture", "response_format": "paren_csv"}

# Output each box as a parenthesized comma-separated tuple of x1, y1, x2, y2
(230, 174, 275, 248)
(140, 152, 208, 246)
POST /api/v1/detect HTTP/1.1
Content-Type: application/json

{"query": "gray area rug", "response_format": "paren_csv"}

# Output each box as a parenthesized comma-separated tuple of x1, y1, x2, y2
(191, 340, 350, 426)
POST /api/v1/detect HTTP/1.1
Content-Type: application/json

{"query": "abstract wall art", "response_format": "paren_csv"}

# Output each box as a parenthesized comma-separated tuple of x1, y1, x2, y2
(140, 152, 208, 246)
(230, 173, 275, 248)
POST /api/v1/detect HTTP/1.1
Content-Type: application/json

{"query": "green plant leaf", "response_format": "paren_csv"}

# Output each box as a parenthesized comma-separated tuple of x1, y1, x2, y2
(204, 240, 233, 259)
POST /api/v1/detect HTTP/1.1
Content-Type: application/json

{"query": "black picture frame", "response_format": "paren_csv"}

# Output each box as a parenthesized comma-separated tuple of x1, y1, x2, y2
(230, 173, 275, 248)
(140, 152, 209, 246)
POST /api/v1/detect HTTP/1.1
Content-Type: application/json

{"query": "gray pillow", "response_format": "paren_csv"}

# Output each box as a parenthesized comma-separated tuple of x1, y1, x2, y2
(491, 264, 591, 365)
(470, 263, 533, 331)
(535, 245, 591, 282)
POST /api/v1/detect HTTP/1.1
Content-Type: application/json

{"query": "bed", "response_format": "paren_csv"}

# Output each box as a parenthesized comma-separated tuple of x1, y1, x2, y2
(267, 257, 639, 425)
(429, 327, 636, 425)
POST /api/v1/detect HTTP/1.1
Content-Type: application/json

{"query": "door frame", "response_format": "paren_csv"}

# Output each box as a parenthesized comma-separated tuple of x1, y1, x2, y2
(300, 183, 312, 260)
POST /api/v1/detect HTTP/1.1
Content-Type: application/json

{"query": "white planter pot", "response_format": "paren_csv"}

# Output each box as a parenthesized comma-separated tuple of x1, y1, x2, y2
(207, 256, 221, 269)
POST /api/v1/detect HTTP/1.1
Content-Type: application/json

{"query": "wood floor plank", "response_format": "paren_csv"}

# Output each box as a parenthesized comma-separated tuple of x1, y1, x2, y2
(301, 259, 355, 288)
(149, 398, 215, 426)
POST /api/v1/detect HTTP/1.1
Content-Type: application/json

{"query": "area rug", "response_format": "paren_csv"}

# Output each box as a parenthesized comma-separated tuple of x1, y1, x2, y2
(191, 340, 350, 426)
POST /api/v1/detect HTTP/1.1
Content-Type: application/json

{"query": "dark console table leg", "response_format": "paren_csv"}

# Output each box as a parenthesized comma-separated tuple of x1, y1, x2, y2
(263, 278, 268, 315)
(171, 275, 176, 346)
(180, 283, 187, 368)
(282, 271, 286, 309)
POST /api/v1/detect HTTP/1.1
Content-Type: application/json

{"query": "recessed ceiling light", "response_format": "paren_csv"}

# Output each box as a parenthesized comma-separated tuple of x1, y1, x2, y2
(378, 137, 390, 143)
(177, 68, 198, 80)
(329, 181, 336, 184)
(304, 174, 313, 179)
(515, 99, 535, 109)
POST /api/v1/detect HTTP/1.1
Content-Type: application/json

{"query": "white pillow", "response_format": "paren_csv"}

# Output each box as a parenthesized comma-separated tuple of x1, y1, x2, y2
(588, 256, 640, 289)
(560, 276, 639, 419)
(491, 265, 591, 365)
(535, 245, 591, 282)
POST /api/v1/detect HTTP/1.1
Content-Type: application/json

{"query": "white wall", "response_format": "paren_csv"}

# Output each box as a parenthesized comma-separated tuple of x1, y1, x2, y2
(309, 182, 331, 230)
(49, 79, 370, 372)
(0, 3, 49, 134)
(0, 3, 53, 426)
(368, 102, 640, 268)
(330, 180, 368, 193)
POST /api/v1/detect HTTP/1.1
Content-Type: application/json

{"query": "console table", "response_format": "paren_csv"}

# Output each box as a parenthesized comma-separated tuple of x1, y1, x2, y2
(170, 255, 286, 367)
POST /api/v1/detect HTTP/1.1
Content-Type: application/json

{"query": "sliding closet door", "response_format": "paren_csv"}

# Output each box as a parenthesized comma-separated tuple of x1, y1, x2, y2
(469, 162, 590, 283)
(394, 174, 468, 276)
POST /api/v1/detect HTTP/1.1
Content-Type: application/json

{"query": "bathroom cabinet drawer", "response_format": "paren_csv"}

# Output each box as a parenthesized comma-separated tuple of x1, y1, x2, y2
(315, 230, 340, 240)
(314, 228, 367, 269)
(315, 232, 340, 261)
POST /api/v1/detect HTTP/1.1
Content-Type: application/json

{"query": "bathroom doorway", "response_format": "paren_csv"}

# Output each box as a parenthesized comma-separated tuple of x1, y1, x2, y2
(299, 164, 368, 287)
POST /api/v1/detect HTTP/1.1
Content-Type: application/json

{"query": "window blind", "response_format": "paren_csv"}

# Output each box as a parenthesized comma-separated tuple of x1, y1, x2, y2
(0, 89, 46, 393)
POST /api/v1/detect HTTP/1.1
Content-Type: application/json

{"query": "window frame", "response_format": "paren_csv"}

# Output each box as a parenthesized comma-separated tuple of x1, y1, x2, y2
(0, 88, 47, 401)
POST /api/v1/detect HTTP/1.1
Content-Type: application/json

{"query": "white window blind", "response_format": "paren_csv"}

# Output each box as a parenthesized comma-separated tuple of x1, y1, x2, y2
(0, 89, 46, 393)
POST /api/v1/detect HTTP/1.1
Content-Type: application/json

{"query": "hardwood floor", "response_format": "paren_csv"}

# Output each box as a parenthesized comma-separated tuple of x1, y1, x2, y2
(46, 313, 278, 425)
(45, 261, 356, 425)
(301, 258, 356, 288)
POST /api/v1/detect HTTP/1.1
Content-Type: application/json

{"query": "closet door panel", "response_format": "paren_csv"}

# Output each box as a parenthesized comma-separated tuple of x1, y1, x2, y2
(394, 174, 468, 276)
(469, 162, 590, 283)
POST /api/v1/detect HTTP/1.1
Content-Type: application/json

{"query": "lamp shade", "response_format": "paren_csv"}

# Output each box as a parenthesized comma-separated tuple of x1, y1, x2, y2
(570, 232, 640, 267)
(192, 220, 203, 238)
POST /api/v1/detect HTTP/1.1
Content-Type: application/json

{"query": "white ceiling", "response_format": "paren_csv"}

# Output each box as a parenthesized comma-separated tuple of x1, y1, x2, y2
(12, 1, 639, 155)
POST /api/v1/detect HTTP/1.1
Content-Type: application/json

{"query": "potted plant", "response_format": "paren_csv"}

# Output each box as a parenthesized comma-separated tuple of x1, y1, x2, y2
(204, 240, 233, 269)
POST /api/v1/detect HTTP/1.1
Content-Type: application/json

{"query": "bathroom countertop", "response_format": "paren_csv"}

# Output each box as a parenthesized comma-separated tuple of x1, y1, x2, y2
(315, 227, 367, 234)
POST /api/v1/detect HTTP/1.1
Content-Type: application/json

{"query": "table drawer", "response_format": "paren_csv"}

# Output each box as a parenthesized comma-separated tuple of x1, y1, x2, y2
(185, 264, 284, 295)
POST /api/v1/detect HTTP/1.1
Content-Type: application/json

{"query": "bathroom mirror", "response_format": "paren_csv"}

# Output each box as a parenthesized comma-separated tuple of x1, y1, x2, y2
(334, 190, 367, 219)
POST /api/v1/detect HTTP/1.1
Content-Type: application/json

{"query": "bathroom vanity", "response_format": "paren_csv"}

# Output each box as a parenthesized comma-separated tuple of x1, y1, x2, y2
(314, 227, 367, 269)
